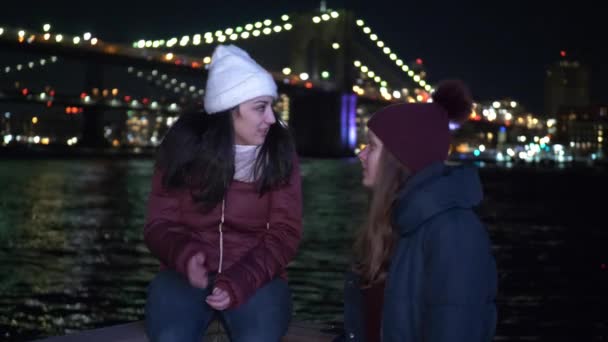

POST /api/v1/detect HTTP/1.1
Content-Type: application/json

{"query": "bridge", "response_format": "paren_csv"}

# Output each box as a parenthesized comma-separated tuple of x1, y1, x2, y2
(0, 7, 522, 157)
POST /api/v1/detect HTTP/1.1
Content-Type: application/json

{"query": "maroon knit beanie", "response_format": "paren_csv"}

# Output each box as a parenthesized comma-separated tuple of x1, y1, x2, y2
(367, 80, 473, 174)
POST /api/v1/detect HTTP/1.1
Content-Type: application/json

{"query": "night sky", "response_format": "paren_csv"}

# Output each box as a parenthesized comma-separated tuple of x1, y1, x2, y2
(1, 0, 605, 113)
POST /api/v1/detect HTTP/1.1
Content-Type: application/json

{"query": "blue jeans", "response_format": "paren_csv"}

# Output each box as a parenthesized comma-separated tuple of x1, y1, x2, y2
(145, 271, 292, 342)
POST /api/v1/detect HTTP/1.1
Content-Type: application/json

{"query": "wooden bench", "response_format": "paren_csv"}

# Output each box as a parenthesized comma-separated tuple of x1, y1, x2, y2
(34, 320, 337, 342)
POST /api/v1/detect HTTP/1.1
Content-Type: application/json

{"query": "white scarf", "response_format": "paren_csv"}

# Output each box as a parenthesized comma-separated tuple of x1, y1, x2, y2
(234, 145, 260, 182)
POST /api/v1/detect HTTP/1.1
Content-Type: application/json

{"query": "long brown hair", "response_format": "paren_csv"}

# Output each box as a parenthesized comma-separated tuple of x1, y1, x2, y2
(353, 147, 409, 287)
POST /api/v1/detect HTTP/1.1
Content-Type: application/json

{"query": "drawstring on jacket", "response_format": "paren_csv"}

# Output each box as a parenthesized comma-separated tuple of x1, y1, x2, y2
(217, 194, 271, 274)
(218, 199, 225, 273)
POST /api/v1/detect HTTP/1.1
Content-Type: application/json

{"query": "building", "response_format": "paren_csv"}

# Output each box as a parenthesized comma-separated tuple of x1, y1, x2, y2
(556, 105, 608, 160)
(544, 52, 590, 117)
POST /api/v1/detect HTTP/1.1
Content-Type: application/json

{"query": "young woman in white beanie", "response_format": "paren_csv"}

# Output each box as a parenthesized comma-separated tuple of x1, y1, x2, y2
(143, 44, 302, 342)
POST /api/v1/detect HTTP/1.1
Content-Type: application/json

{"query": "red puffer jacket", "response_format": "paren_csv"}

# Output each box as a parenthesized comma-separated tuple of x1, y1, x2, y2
(144, 159, 302, 309)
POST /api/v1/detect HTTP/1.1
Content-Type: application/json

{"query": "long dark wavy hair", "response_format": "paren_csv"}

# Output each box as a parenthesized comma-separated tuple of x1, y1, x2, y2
(155, 107, 295, 209)
(353, 148, 410, 287)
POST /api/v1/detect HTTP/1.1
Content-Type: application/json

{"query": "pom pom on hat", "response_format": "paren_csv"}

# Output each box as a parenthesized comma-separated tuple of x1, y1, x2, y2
(203, 44, 277, 114)
(431, 79, 473, 123)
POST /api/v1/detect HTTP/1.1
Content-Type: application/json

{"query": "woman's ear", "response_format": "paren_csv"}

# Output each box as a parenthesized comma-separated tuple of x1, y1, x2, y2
(230, 105, 240, 117)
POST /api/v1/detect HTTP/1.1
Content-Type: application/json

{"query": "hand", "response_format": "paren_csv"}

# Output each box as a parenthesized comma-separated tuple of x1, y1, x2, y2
(206, 287, 232, 310)
(186, 252, 208, 289)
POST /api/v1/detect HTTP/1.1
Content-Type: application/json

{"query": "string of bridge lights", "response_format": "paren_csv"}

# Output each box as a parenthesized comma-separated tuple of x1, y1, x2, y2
(351, 60, 422, 102)
(0, 24, 100, 46)
(126, 66, 204, 100)
(354, 19, 432, 93)
(0, 24, 203, 70)
(2, 56, 59, 74)
(133, 15, 293, 49)
(353, 60, 390, 88)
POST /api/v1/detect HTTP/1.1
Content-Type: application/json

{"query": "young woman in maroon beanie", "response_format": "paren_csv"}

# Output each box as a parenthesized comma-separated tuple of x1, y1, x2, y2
(340, 80, 497, 342)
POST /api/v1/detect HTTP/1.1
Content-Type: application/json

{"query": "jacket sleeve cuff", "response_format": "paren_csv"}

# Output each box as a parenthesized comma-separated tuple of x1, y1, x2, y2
(174, 241, 204, 276)
(214, 277, 240, 309)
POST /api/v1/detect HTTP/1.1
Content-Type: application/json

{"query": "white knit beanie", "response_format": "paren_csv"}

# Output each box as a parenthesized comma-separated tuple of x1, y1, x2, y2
(203, 44, 278, 114)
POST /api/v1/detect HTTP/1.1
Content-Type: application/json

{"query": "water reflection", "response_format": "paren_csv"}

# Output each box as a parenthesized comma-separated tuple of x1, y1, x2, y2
(0, 159, 607, 341)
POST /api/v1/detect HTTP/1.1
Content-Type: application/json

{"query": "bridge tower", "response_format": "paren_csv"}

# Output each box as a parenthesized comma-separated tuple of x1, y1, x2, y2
(80, 63, 108, 148)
